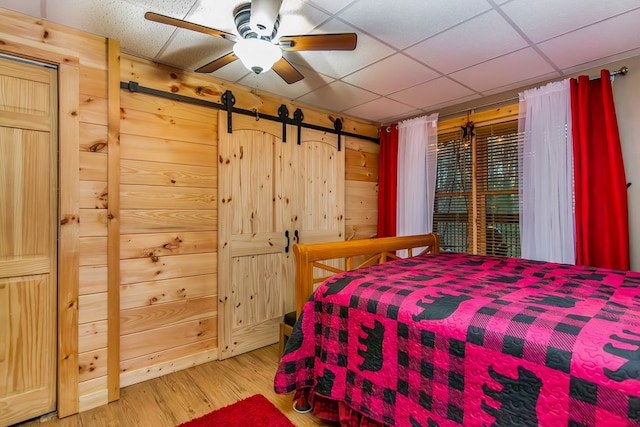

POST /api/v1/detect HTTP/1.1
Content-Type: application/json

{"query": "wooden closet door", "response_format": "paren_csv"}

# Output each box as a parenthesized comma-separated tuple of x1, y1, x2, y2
(295, 128, 345, 245)
(217, 114, 293, 359)
(218, 117, 346, 359)
(0, 58, 57, 426)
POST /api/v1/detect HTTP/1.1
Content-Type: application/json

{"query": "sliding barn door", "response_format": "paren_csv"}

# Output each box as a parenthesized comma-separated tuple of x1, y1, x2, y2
(218, 115, 293, 359)
(218, 116, 345, 359)
(296, 128, 345, 246)
(0, 57, 57, 426)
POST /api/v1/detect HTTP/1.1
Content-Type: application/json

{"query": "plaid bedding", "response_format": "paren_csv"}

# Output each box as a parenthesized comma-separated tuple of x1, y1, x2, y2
(274, 253, 640, 426)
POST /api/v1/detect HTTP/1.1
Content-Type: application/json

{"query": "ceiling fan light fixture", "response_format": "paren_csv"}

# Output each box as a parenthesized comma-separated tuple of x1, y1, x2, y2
(233, 37, 282, 74)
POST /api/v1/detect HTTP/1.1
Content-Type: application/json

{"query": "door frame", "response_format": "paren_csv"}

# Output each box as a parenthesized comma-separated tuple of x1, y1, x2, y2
(0, 33, 81, 418)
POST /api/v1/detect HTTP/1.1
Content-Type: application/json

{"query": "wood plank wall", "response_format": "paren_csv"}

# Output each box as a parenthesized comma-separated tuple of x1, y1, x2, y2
(345, 137, 380, 241)
(0, 5, 379, 417)
(118, 87, 218, 387)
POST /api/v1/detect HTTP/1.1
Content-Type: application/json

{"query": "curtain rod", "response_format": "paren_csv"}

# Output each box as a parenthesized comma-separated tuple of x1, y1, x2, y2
(385, 65, 630, 131)
(594, 65, 628, 80)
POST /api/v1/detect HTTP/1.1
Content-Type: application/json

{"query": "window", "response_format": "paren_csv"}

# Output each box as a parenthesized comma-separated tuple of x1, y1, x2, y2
(434, 109, 521, 257)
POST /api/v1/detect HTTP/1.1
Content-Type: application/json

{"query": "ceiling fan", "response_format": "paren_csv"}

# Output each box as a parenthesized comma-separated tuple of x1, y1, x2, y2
(145, 0, 357, 84)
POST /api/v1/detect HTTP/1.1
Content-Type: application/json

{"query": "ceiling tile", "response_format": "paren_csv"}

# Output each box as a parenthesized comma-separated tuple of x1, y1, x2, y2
(157, 29, 236, 71)
(276, 1, 331, 36)
(341, 54, 440, 95)
(343, 97, 418, 124)
(449, 48, 557, 93)
(296, 80, 379, 112)
(124, 0, 197, 19)
(306, 0, 359, 15)
(501, 0, 640, 43)
(405, 10, 528, 74)
(237, 62, 334, 100)
(202, 60, 252, 84)
(537, 8, 640, 70)
(181, 1, 243, 33)
(338, 0, 492, 50)
(289, 18, 394, 78)
(46, 0, 177, 59)
(422, 93, 482, 114)
(389, 77, 475, 109)
(559, 47, 640, 77)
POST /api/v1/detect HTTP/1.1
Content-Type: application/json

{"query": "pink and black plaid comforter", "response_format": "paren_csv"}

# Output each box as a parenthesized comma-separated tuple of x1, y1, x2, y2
(274, 253, 640, 426)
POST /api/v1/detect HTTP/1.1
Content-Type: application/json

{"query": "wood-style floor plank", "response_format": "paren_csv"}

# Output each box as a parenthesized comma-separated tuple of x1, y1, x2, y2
(18, 344, 336, 426)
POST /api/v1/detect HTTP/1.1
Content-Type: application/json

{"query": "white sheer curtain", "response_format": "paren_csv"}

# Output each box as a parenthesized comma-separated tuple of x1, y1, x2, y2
(518, 80, 575, 264)
(396, 113, 439, 257)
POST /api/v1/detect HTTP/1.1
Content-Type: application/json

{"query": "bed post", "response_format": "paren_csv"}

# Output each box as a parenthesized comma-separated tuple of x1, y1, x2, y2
(293, 244, 312, 317)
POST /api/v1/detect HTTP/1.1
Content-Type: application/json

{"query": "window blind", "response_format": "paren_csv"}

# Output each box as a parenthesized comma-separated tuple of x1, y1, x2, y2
(434, 119, 521, 257)
(475, 121, 521, 257)
(434, 128, 470, 253)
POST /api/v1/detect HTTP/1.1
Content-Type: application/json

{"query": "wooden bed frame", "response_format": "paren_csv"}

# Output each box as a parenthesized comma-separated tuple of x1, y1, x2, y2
(292, 233, 440, 316)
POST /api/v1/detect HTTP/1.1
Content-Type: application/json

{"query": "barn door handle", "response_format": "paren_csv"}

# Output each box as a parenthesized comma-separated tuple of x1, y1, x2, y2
(284, 230, 290, 253)
(294, 229, 299, 243)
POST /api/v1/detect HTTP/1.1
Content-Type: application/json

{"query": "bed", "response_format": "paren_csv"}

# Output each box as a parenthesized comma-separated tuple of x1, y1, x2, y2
(274, 233, 640, 426)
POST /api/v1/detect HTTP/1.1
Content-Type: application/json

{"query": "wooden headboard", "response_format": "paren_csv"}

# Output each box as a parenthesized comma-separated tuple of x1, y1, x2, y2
(292, 233, 440, 315)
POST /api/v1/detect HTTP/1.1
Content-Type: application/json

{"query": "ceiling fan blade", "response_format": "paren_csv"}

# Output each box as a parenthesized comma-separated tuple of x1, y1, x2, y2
(272, 57, 304, 84)
(195, 52, 239, 73)
(145, 11, 237, 41)
(278, 33, 357, 51)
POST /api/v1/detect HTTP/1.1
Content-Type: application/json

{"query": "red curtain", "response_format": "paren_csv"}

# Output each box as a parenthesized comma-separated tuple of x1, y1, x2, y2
(570, 70, 630, 270)
(377, 125, 399, 238)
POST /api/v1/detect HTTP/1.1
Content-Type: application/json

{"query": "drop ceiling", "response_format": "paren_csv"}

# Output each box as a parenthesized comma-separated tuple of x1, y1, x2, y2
(1, 0, 639, 124)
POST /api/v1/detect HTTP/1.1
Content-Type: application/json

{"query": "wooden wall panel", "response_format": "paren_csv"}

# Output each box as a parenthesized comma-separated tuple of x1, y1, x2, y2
(78, 320, 108, 353)
(120, 340, 217, 388)
(79, 209, 108, 237)
(120, 210, 217, 234)
(79, 266, 108, 294)
(78, 293, 108, 324)
(79, 237, 108, 267)
(80, 180, 109, 209)
(80, 94, 107, 125)
(120, 253, 217, 285)
(121, 185, 216, 210)
(79, 151, 107, 181)
(120, 231, 217, 259)
(120, 296, 217, 335)
(79, 123, 108, 153)
(120, 274, 216, 310)
(120, 159, 216, 188)
(120, 135, 217, 167)
(80, 66, 107, 99)
(120, 90, 214, 122)
(119, 85, 218, 388)
(120, 318, 217, 362)
(120, 108, 215, 143)
(79, 348, 108, 382)
(345, 137, 379, 242)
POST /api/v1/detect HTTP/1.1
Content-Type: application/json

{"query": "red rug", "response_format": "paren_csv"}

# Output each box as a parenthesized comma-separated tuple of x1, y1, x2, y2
(176, 394, 295, 427)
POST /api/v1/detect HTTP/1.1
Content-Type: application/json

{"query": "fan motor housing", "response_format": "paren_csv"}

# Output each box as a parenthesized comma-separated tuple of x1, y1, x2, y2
(234, 3, 279, 41)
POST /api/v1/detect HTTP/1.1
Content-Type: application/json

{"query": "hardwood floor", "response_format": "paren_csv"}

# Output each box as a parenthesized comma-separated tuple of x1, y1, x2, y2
(19, 344, 336, 427)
